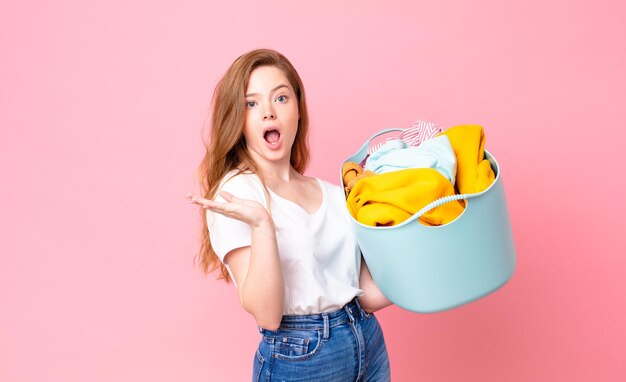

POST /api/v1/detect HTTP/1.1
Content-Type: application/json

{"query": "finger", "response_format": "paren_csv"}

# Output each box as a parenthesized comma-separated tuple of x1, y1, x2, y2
(203, 202, 241, 219)
(185, 193, 204, 202)
(188, 195, 214, 207)
(192, 200, 213, 208)
(218, 191, 235, 202)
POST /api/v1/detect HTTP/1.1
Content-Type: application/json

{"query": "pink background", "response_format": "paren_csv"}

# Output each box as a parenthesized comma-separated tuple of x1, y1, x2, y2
(1, 0, 625, 381)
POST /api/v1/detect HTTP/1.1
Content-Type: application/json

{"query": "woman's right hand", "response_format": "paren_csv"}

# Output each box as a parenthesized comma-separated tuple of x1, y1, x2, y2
(186, 191, 271, 229)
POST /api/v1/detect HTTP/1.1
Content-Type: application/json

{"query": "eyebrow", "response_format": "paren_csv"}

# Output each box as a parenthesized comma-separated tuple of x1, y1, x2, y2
(245, 84, 290, 98)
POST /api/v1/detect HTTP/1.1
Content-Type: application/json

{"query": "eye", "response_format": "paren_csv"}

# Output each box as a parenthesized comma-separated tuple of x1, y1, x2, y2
(245, 101, 257, 109)
(275, 95, 288, 103)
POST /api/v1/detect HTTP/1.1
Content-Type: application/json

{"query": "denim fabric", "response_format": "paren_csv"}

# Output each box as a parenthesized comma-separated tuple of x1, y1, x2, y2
(252, 299, 390, 381)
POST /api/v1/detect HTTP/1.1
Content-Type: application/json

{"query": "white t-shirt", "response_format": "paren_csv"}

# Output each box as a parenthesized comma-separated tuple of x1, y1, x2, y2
(206, 171, 362, 315)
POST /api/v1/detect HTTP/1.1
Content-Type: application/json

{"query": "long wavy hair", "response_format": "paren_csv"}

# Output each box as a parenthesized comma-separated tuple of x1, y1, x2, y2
(197, 49, 310, 281)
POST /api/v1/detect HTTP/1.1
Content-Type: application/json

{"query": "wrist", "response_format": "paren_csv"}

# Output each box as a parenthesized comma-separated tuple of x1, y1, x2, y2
(251, 214, 274, 231)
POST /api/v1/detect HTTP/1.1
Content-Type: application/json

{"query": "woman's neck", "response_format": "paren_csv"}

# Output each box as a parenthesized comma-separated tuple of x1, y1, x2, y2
(254, 160, 301, 186)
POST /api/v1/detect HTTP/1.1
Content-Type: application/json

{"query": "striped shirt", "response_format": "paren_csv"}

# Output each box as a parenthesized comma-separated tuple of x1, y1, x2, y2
(367, 119, 442, 155)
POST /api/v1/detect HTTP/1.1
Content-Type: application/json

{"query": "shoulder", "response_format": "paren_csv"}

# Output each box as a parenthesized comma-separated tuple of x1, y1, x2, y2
(315, 177, 354, 224)
(220, 170, 262, 189)
(217, 170, 267, 205)
(316, 178, 345, 205)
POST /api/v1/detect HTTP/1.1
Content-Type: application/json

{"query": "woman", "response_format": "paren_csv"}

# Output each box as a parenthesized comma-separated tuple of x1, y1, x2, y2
(187, 49, 392, 381)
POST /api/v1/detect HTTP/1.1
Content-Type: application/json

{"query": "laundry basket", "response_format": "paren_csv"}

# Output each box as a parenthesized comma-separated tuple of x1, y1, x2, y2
(342, 128, 516, 313)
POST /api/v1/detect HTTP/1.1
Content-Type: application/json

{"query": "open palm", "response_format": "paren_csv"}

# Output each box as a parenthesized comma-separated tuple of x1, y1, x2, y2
(186, 191, 270, 228)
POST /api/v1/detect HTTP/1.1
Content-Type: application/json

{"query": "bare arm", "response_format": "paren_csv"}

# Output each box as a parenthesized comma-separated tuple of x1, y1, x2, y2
(357, 256, 392, 313)
(187, 191, 284, 330)
(225, 218, 284, 330)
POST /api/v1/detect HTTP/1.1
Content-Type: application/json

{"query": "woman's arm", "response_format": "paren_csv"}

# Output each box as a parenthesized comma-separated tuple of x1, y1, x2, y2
(225, 218, 284, 331)
(357, 257, 393, 313)
(188, 191, 284, 330)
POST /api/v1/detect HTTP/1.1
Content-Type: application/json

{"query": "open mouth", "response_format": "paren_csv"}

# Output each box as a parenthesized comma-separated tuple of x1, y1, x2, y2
(264, 128, 281, 144)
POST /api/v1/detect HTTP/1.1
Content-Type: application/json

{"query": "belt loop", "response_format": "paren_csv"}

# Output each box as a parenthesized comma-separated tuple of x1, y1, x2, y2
(344, 303, 355, 323)
(353, 297, 365, 317)
(322, 313, 329, 339)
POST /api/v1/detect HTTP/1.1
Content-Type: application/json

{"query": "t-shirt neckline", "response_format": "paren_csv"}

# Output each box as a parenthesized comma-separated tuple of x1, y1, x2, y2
(267, 178, 326, 217)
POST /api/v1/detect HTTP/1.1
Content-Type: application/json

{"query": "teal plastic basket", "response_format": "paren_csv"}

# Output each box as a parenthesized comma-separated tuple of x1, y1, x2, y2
(342, 128, 516, 313)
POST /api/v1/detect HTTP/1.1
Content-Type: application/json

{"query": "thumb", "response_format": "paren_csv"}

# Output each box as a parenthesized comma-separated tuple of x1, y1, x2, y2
(218, 190, 236, 202)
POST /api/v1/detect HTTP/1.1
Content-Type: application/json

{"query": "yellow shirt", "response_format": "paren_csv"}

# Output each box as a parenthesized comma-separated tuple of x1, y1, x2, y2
(442, 124, 495, 194)
(346, 168, 464, 227)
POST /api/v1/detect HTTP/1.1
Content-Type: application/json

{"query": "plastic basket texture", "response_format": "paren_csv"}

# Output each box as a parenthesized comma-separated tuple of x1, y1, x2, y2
(342, 128, 517, 313)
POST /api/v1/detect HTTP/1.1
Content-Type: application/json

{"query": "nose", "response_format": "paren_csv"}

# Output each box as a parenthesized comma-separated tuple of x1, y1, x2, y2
(262, 104, 276, 120)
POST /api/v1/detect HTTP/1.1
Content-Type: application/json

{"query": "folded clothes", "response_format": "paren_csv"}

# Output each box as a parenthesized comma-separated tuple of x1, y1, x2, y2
(442, 125, 495, 194)
(346, 168, 465, 227)
(364, 135, 457, 184)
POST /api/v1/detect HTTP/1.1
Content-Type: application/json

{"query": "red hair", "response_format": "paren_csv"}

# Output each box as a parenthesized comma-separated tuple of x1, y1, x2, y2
(196, 49, 310, 281)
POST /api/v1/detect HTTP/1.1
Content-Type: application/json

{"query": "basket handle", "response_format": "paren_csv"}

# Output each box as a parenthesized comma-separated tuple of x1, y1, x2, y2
(413, 193, 481, 219)
(362, 128, 405, 148)
(348, 128, 407, 160)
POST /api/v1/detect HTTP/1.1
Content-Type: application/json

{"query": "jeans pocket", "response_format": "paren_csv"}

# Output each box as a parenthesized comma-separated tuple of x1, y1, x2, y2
(252, 349, 264, 382)
(263, 329, 323, 361)
(360, 308, 373, 319)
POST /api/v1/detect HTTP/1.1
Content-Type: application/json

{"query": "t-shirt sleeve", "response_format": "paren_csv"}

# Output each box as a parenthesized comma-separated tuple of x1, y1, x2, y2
(206, 173, 268, 263)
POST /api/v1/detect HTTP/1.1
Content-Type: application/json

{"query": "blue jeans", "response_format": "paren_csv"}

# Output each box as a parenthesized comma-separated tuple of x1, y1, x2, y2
(253, 298, 390, 381)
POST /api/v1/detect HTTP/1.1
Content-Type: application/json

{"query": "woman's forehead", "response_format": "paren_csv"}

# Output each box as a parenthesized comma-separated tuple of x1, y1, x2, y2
(246, 66, 292, 94)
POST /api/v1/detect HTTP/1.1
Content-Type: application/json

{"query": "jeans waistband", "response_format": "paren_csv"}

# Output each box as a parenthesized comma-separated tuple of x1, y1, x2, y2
(260, 298, 368, 338)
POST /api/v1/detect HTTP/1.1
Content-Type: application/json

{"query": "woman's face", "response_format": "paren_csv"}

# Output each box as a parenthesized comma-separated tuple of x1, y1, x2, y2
(243, 65, 299, 167)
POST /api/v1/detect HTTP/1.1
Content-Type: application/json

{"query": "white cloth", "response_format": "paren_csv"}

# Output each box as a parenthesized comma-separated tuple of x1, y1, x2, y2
(206, 171, 362, 315)
(364, 135, 457, 184)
